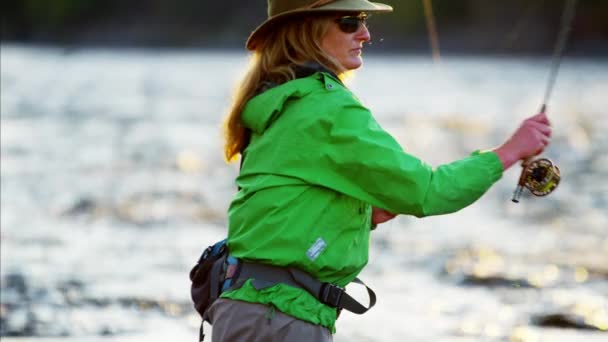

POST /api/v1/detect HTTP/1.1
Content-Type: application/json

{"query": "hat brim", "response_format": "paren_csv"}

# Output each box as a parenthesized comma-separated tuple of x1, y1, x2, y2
(246, 0, 393, 51)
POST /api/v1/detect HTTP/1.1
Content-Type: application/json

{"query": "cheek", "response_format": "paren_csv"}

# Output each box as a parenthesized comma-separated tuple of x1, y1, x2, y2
(329, 39, 350, 63)
(321, 28, 347, 60)
(321, 37, 336, 57)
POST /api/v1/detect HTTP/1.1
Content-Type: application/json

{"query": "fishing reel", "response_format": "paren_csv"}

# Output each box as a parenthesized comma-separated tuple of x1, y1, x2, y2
(511, 158, 561, 203)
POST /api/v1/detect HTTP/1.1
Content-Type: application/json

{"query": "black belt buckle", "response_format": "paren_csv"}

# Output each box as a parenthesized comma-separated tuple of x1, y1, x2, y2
(320, 283, 343, 308)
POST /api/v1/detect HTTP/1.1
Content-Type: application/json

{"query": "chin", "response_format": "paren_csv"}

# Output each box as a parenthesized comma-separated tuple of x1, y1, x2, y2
(343, 59, 363, 71)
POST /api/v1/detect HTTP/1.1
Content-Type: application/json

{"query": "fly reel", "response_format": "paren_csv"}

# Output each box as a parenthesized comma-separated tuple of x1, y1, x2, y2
(512, 158, 561, 203)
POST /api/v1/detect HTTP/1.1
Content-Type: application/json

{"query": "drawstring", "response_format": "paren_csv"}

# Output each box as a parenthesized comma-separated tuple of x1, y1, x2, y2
(265, 305, 277, 324)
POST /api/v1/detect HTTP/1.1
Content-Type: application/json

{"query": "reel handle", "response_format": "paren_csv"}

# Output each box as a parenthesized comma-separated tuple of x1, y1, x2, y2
(512, 158, 531, 203)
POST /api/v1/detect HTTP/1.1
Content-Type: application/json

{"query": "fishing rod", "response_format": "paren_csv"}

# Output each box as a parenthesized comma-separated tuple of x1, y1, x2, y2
(511, 0, 578, 203)
(420, 0, 576, 202)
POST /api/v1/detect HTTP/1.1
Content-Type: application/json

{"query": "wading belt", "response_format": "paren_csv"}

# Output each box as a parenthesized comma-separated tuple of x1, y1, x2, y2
(214, 255, 376, 315)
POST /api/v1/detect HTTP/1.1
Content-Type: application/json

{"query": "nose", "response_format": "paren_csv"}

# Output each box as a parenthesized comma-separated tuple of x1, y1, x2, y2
(355, 23, 371, 43)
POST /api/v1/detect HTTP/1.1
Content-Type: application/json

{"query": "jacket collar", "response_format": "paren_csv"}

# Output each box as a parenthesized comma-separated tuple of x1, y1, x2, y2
(255, 62, 339, 96)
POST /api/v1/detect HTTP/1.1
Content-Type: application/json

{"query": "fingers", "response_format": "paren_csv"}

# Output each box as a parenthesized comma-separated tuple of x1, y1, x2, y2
(528, 111, 550, 125)
(541, 132, 551, 145)
(531, 129, 551, 157)
(371, 207, 397, 225)
(527, 120, 552, 138)
(496, 110, 555, 170)
(511, 115, 552, 160)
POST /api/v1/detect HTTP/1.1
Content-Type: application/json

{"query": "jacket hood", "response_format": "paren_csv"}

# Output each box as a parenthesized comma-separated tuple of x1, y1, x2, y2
(242, 72, 340, 135)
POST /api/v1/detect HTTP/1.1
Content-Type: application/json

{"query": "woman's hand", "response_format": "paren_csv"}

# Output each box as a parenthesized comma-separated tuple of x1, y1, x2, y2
(493, 110, 552, 170)
(372, 207, 397, 225)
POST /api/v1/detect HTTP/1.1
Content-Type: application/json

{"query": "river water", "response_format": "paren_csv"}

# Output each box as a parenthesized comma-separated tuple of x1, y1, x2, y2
(1, 45, 607, 341)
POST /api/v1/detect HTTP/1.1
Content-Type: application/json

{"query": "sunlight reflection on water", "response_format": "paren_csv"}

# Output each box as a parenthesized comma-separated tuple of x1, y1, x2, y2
(1, 45, 607, 341)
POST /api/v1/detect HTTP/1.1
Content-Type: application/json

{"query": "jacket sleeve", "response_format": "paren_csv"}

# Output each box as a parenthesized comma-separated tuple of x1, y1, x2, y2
(273, 90, 504, 217)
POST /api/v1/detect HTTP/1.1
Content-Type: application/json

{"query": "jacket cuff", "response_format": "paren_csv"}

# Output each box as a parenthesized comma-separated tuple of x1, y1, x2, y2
(471, 150, 504, 182)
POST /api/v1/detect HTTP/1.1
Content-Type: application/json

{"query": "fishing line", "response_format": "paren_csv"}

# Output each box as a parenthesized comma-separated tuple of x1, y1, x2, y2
(422, 0, 441, 63)
(499, 0, 547, 52)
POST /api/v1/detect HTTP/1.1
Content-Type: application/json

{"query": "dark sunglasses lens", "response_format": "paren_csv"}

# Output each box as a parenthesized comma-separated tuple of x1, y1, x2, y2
(337, 17, 364, 33)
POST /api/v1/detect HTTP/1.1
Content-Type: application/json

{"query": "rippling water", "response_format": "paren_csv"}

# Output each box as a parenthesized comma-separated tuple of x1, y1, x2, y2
(1, 45, 607, 341)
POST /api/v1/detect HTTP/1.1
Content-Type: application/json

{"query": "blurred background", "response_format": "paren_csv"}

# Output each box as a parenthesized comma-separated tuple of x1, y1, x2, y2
(1, 0, 607, 341)
(2, 0, 608, 53)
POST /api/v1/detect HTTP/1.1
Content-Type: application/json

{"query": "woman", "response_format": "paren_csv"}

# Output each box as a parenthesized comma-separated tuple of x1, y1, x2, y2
(208, 0, 552, 341)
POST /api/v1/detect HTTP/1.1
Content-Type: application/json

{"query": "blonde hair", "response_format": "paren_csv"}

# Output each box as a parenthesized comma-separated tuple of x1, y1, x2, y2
(223, 15, 344, 162)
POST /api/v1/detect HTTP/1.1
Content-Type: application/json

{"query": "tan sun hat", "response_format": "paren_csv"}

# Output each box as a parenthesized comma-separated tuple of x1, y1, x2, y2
(246, 0, 393, 51)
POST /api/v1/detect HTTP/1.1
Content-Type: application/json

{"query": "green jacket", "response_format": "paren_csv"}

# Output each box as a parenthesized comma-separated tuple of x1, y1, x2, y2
(221, 72, 503, 332)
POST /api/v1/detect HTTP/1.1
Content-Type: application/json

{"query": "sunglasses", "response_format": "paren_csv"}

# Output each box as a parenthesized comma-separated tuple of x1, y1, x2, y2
(334, 14, 369, 34)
